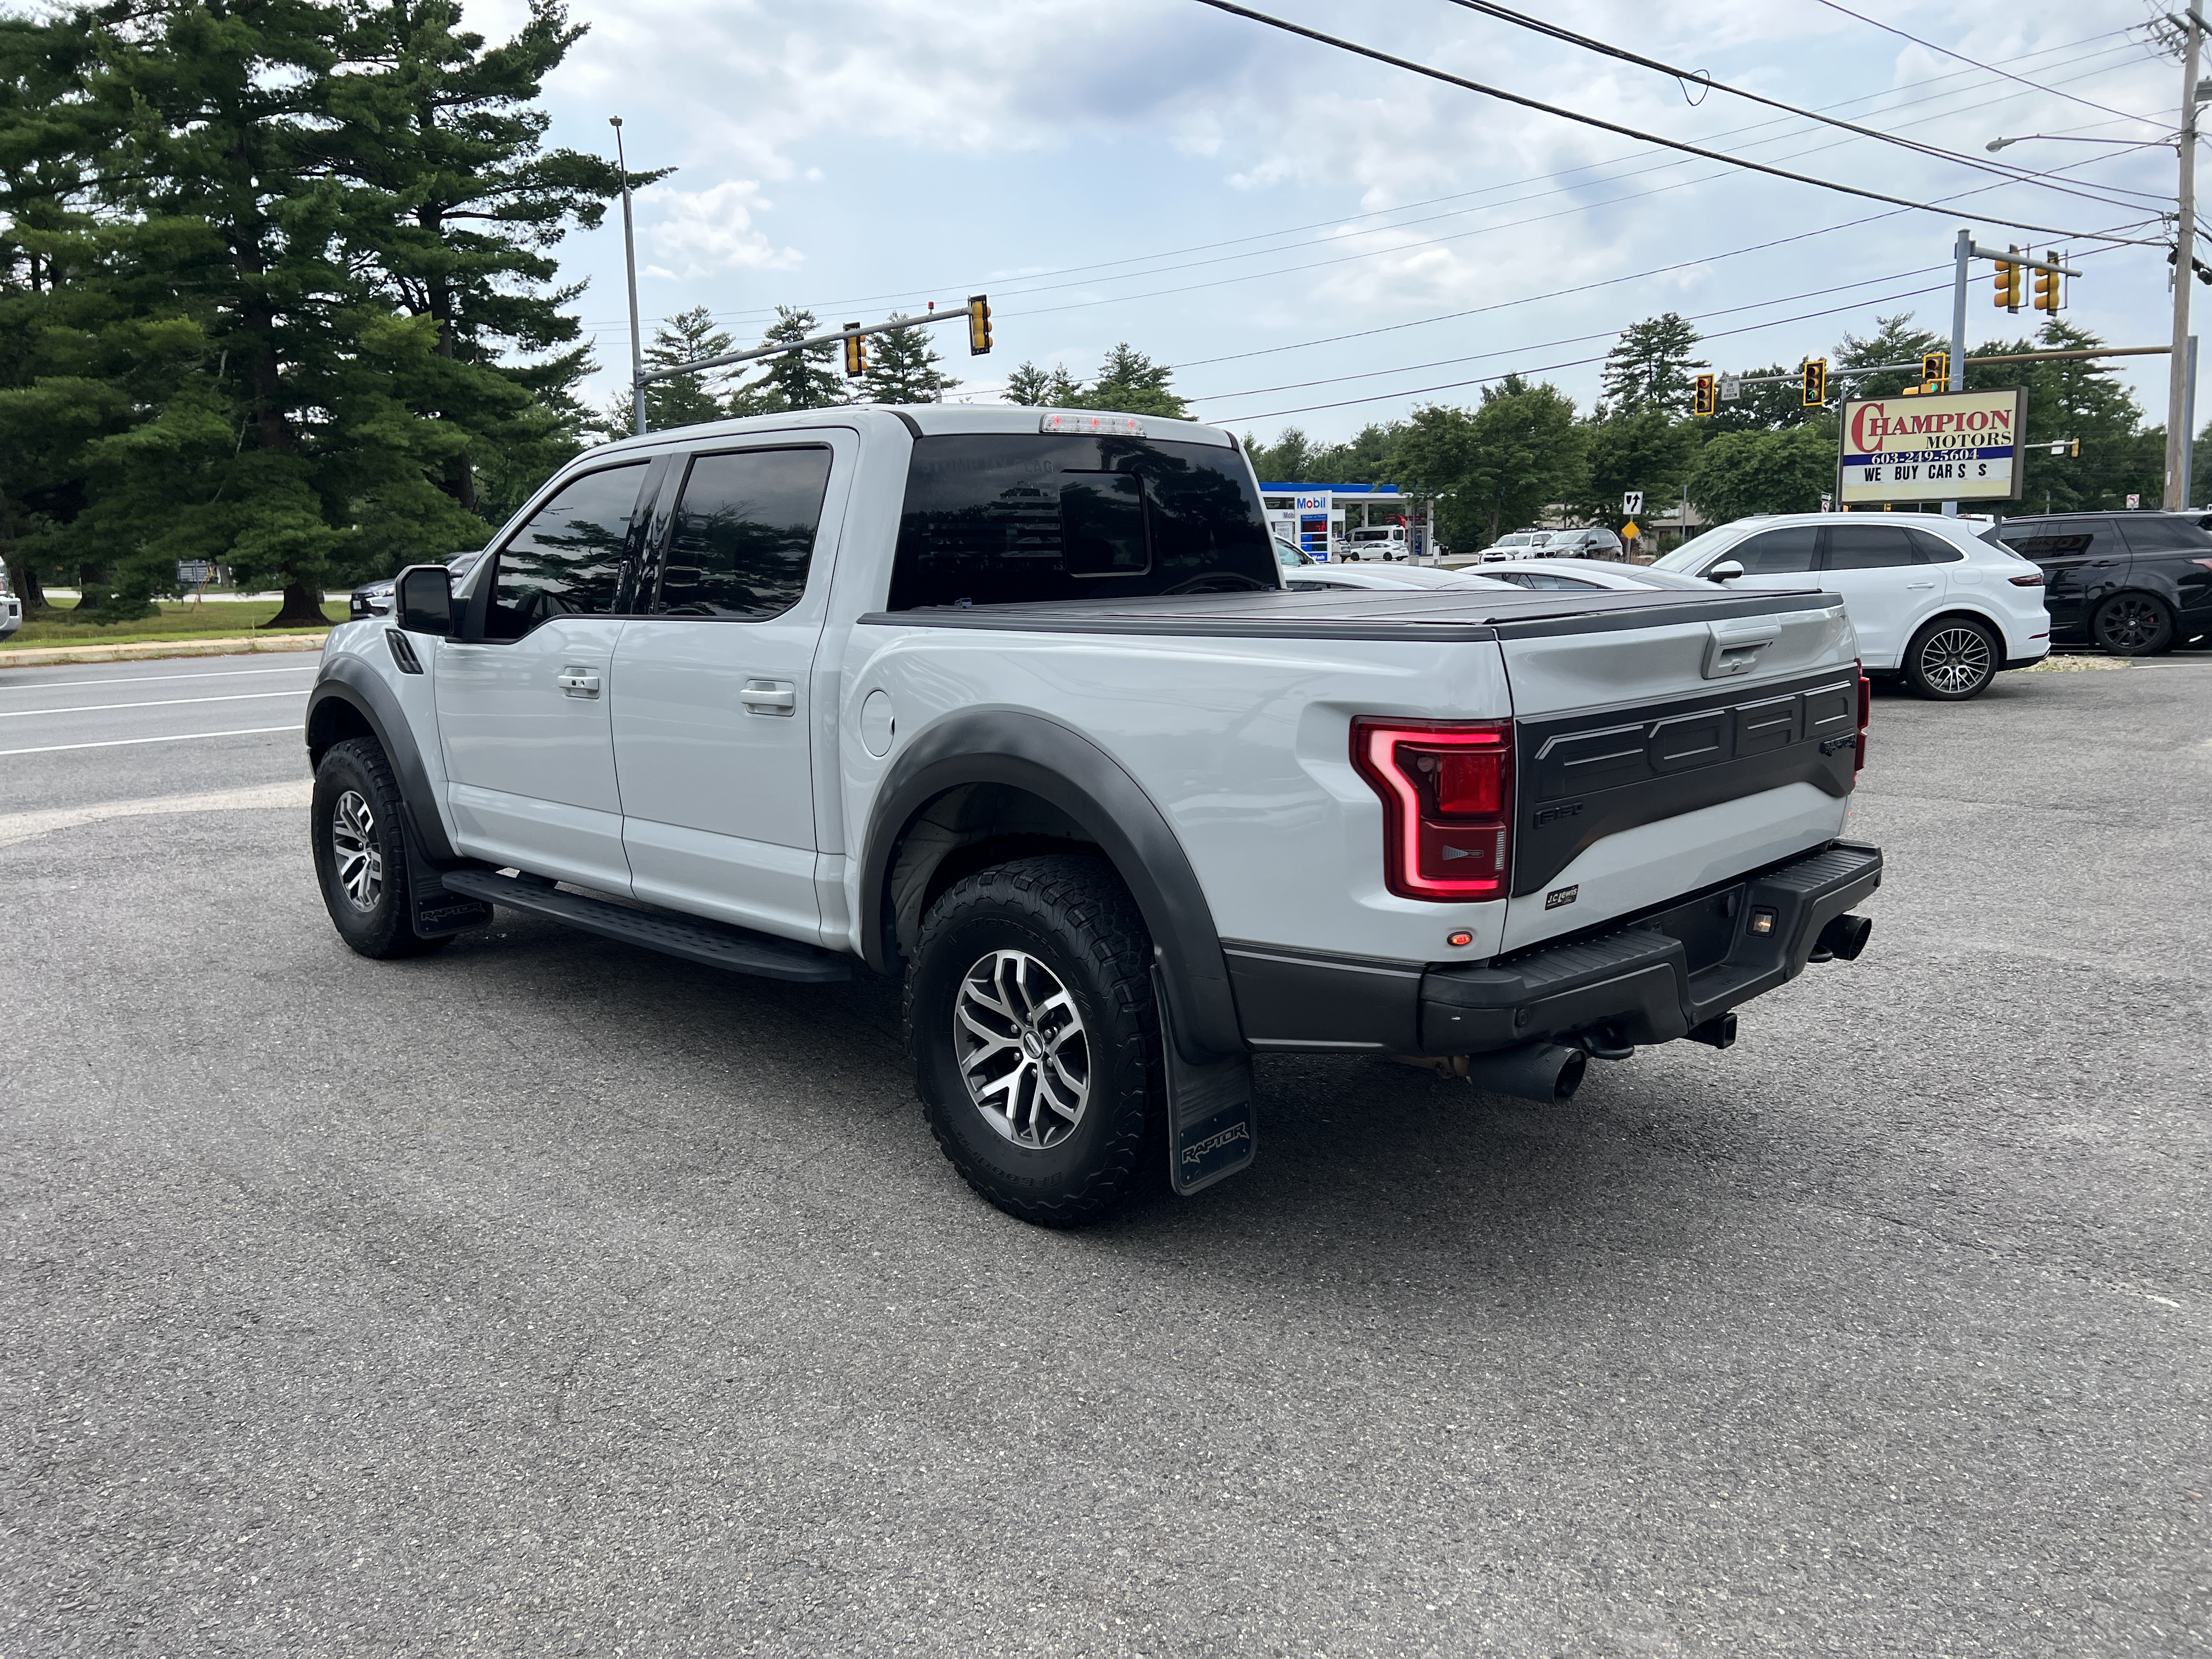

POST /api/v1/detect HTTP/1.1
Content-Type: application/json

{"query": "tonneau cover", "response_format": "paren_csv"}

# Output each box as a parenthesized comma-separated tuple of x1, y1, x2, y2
(857, 584, 1836, 643)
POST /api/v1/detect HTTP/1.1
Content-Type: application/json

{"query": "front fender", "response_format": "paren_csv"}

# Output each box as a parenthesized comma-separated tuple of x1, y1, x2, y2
(306, 650, 459, 864)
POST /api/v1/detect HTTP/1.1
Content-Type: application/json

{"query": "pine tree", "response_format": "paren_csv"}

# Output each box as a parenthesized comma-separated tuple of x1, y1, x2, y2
(861, 317, 956, 405)
(1078, 344, 1187, 418)
(732, 306, 845, 413)
(1599, 313, 1707, 416)
(1005, 360, 1081, 407)
(640, 306, 736, 430)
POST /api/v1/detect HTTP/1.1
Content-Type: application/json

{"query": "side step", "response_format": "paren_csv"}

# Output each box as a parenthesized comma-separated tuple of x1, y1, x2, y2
(439, 868, 852, 984)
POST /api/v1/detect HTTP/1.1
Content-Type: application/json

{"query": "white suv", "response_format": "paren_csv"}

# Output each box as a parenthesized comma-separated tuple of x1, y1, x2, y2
(1652, 514, 2050, 700)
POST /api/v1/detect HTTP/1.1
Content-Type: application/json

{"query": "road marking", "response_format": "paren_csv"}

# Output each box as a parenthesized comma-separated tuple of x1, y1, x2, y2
(0, 779, 312, 848)
(0, 663, 320, 691)
(0, 724, 298, 758)
(0, 689, 309, 719)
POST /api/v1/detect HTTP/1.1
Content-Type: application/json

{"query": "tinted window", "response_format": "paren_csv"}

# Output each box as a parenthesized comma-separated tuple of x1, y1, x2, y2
(1998, 521, 2112, 560)
(487, 464, 646, 640)
(653, 447, 832, 620)
(1825, 524, 1918, 570)
(889, 434, 1277, 610)
(2117, 515, 2212, 554)
(1499, 570, 1600, 590)
(1905, 528, 1965, 563)
(1718, 526, 1819, 574)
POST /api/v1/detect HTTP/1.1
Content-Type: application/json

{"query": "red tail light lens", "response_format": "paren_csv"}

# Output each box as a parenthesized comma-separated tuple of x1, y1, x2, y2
(1351, 718, 1514, 901)
(1855, 665, 1870, 777)
(2007, 572, 2046, 587)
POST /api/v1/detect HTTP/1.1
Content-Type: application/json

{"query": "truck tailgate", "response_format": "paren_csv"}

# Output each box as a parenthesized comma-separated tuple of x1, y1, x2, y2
(1495, 590, 1859, 951)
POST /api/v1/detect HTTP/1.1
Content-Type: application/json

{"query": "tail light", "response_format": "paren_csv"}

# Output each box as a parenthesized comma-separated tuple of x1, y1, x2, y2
(1351, 718, 1514, 901)
(1855, 665, 1870, 778)
(2007, 572, 2045, 587)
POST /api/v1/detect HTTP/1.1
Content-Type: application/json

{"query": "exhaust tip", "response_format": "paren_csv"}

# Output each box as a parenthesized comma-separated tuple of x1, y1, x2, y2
(1815, 913, 1874, 962)
(1553, 1046, 1588, 1100)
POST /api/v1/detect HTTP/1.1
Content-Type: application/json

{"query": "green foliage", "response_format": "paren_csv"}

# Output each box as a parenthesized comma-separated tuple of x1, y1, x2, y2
(1835, 312, 1946, 403)
(1705, 362, 1827, 435)
(1242, 422, 1404, 484)
(1600, 312, 1707, 415)
(1578, 408, 1698, 527)
(635, 306, 737, 430)
(1003, 360, 1081, 407)
(1971, 319, 2162, 514)
(1390, 376, 1585, 546)
(0, 0, 619, 623)
(733, 306, 847, 414)
(1076, 345, 1187, 418)
(1687, 425, 1834, 523)
(862, 317, 957, 405)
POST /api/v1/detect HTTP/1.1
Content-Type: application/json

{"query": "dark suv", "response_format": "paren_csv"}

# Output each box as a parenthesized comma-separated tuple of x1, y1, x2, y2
(1991, 511, 2212, 654)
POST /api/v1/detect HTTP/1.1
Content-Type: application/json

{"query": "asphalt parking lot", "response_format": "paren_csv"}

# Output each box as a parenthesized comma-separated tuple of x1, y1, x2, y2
(2, 651, 2206, 1657)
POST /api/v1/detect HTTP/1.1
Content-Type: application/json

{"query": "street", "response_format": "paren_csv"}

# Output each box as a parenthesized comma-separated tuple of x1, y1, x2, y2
(2, 651, 2206, 1657)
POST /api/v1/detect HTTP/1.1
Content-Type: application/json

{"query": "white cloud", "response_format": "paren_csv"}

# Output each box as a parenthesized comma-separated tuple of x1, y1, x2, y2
(639, 180, 803, 280)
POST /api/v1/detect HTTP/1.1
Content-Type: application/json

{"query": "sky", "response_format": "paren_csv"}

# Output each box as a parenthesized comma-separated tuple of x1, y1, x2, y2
(478, 0, 2197, 448)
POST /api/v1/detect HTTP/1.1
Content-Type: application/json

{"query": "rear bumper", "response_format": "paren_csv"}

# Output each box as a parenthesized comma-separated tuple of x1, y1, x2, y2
(1228, 840, 1882, 1055)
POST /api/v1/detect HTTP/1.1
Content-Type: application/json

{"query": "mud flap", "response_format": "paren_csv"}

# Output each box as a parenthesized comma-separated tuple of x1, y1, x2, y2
(1153, 967, 1257, 1196)
(400, 806, 492, 939)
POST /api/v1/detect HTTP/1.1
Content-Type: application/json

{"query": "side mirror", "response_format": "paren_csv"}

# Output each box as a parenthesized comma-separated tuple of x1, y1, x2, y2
(1706, 560, 1745, 583)
(394, 564, 455, 635)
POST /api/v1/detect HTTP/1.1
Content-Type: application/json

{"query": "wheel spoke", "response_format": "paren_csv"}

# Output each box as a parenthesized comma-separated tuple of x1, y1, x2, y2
(951, 945, 1091, 1149)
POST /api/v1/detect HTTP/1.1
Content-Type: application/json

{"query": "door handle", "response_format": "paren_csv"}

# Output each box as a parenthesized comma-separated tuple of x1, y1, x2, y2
(740, 679, 797, 715)
(557, 667, 601, 699)
(1906, 581, 1936, 590)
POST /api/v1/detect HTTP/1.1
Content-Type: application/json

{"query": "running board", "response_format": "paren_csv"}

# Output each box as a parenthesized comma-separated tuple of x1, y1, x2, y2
(439, 869, 851, 983)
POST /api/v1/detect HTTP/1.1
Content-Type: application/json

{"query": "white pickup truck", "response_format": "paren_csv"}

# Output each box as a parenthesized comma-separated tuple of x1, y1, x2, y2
(304, 405, 1881, 1226)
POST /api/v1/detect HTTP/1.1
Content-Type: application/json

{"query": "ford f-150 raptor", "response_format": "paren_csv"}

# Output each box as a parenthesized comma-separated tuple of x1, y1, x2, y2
(304, 405, 1881, 1225)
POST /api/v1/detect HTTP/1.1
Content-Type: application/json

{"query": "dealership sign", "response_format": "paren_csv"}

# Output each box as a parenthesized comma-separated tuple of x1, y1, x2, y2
(1837, 386, 2026, 504)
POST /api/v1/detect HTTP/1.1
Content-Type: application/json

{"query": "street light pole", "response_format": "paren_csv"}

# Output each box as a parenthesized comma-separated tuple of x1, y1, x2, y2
(1945, 225, 1971, 517)
(610, 116, 646, 438)
(2166, 3, 2203, 509)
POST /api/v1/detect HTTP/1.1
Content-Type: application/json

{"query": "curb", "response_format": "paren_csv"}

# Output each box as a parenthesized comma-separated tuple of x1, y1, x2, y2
(0, 633, 330, 669)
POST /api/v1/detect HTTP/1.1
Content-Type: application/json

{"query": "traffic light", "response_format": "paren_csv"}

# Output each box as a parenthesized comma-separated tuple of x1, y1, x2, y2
(843, 324, 866, 380)
(1692, 374, 1717, 416)
(2034, 250, 2060, 313)
(967, 294, 992, 355)
(1921, 349, 1948, 388)
(1994, 247, 2022, 312)
(1801, 358, 1827, 408)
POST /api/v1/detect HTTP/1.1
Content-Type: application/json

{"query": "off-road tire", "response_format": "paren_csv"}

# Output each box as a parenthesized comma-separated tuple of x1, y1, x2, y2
(907, 855, 1162, 1227)
(1902, 616, 2000, 701)
(2091, 591, 2175, 656)
(311, 737, 450, 960)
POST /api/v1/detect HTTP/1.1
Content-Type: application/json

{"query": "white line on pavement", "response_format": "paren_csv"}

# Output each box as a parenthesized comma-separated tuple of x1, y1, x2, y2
(0, 689, 310, 719)
(0, 725, 298, 758)
(0, 663, 320, 692)
(0, 779, 313, 848)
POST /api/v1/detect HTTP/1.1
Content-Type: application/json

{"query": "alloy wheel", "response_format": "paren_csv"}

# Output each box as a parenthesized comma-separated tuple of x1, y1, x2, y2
(2096, 596, 2166, 653)
(952, 948, 1091, 1148)
(1917, 625, 1993, 696)
(331, 789, 384, 912)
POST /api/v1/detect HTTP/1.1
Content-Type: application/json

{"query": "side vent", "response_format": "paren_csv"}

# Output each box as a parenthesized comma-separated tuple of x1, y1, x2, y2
(385, 629, 424, 674)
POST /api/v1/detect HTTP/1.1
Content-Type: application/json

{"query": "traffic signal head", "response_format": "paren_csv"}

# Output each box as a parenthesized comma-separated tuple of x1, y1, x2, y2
(1801, 358, 1827, 408)
(2034, 252, 2059, 312)
(1995, 249, 2021, 312)
(967, 294, 992, 355)
(843, 325, 866, 379)
(1693, 373, 1717, 416)
(1921, 349, 1948, 388)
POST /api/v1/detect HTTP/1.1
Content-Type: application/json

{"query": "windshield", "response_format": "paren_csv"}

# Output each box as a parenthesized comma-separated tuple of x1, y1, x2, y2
(1491, 533, 1533, 548)
(1274, 537, 1313, 566)
(1651, 527, 1750, 572)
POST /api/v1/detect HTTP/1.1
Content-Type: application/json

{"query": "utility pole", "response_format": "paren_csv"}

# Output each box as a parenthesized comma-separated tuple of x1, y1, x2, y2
(1945, 226, 1971, 517)
(2166, 3, 2203, 509)
(611, 117, 646, 438)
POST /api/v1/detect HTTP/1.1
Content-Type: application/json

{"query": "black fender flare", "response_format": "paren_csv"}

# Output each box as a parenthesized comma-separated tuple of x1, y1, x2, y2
(304, 652, 459, 864)
(859, 708, 1245, 1063)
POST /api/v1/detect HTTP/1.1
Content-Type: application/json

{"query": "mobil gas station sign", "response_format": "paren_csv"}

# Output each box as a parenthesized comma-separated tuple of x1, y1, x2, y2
(1837, 386, 2026, 505)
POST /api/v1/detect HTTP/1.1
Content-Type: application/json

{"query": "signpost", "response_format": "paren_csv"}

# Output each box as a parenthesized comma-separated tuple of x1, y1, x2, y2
(1622, 491, 1644, 515)
(1836, 386, 2027, 506)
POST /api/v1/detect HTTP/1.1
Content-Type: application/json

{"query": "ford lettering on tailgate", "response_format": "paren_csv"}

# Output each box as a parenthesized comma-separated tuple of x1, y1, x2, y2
(1511, 672, 1857, 896)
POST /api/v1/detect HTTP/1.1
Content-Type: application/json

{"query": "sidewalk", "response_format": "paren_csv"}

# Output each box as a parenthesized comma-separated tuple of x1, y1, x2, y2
(0, 633, 329, 669)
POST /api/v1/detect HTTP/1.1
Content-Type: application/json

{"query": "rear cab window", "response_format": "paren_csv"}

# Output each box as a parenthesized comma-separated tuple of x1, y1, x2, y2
(887, 433, 1279, 610)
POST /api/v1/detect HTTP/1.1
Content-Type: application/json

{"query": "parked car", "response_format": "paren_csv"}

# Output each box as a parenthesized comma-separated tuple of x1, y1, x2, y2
(1650, 513, 2049, 700)
(351, 549, 484, 620)
(0, 562, 19, 639)
(308, 404, 1880, 1227)
(1988, 510, 2212, 654)
(1282, 561, 1506, 593)
(1274, 535, 1318, 568)
(1336, 525, 1410, 561)
(1480, 530, 1558, 561)
(1538, 527, 1626, 561)
(1477, 559, 1714, 594)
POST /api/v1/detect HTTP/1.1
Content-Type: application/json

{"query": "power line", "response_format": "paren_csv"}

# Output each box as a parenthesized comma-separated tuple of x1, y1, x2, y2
(583, 29, 2154, 331)
(1432, 0, 2167, 213)
(1808, 0, 2160, 126)
(1187, 267, 1953, 403)
(1184, 0, 2167, 246)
